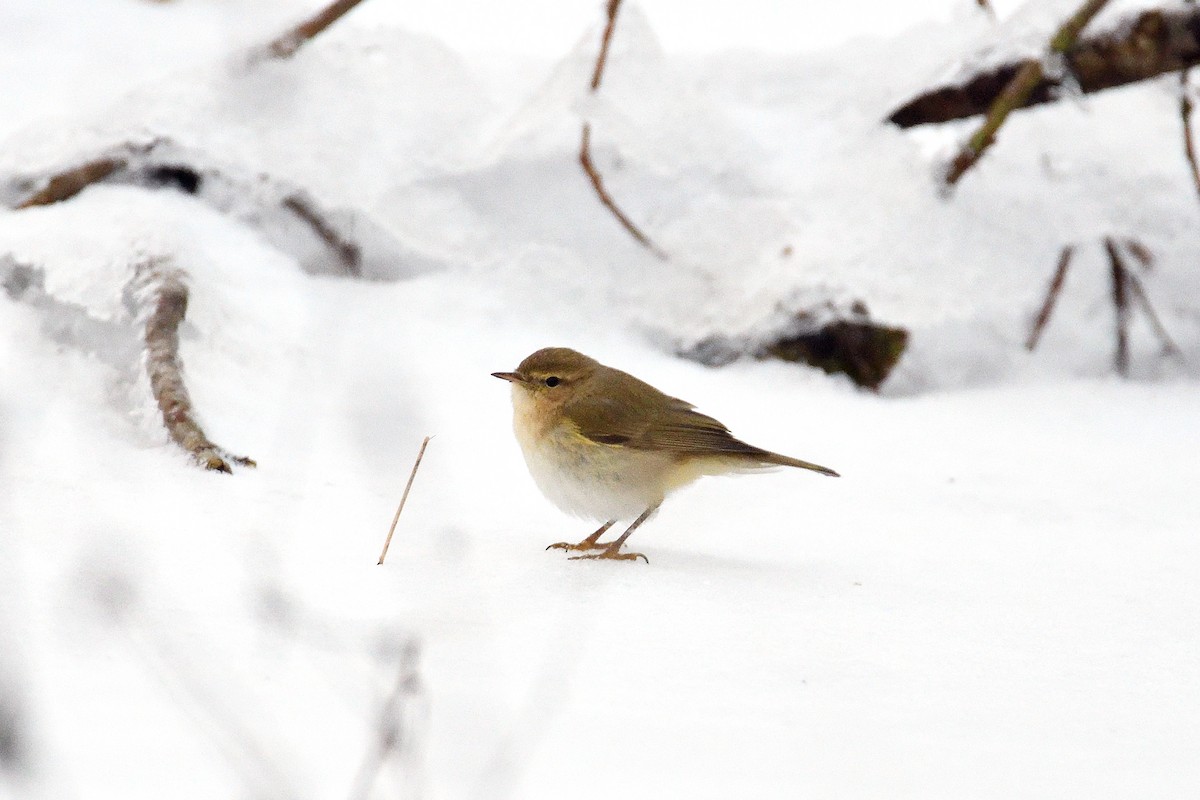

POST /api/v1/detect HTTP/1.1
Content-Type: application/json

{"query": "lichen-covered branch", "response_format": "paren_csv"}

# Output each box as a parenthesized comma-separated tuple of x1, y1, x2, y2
(891, 5, 1200, 128)
(944, 0, 1111, 187)
(256, 0, 370, 61)
(131, 257, 254, 472)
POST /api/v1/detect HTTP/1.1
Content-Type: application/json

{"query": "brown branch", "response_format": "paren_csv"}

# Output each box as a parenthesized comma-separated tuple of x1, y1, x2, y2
(15, 157, 124, 209)
(282, 194, 361, 277)
(944, 0, 1111, 186)
(1122, 237, 1155, 269)
(579, 124, 667, 259)
(578, 0, 666, 258)
(134, 257, 255, 472)
(1125, 270, 1183, 357)
(890, 5, 1197, 128)
(1103, 237, 1130, 377)
(258, 0, 369, 60)
(976, 0, 996, 18)
(1026, 244, 1075, 351)
(591, 0, 622, 90)
(4, 139, 368, 278)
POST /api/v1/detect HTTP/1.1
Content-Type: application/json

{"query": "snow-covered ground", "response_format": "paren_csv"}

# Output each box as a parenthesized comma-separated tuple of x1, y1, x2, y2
(1, 1, 1198, 798)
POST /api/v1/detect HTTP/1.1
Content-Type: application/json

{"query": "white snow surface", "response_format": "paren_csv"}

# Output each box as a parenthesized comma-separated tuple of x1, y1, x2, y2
(1, 1, 1198, 798)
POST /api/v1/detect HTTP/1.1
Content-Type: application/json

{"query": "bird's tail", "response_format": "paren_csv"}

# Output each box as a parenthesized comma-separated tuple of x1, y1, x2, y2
(760, 450, 840, 477)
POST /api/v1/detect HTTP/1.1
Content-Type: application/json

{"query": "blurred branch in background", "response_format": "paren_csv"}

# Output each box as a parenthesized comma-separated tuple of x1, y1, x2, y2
(1027, 239, 1181, 376)
(578, 0, 667, 259)
(891, 4, 1200, 128)
(1025, 245, 1074, 352)
(256, 0, 371, 61)
(348, 642, 427, 800)
(942, 0, 1111, 187)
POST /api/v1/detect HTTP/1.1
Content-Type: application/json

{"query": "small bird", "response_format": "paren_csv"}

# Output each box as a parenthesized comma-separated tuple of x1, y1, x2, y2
(492, 347, 838, 563)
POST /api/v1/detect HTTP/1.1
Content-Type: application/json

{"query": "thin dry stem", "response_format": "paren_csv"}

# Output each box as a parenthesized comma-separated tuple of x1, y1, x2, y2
(282, 194, 361, 276)
(591, 0, 622, 90)
(259, 0, 369, 60)
(577, 0, 666, 258)
(1126, 270, 1183, 357)
(1026, 244, 1075, 351)
(578, 125, 667, 259)
(1103, 237, 1130, 376)
(377, 436, 432, 565)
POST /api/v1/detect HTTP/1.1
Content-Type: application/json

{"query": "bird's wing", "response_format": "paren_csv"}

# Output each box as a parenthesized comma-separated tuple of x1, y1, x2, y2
(566, 372, 770, 459)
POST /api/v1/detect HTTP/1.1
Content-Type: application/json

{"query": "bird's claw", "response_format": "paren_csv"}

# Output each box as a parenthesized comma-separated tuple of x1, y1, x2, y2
(546, 540, 606, 552)
(567, 549, 648, 564)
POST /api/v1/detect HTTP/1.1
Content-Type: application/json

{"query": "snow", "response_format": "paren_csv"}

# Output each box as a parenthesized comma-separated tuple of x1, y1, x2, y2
(2, 1, 1198, 798)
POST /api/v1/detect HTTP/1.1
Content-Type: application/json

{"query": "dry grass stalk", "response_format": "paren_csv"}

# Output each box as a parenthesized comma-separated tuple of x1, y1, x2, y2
(377, 436, 432, 565)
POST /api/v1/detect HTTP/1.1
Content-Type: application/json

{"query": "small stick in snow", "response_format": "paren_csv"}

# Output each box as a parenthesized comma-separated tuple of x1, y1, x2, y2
(975, 0, 996, 19)
(1125, 270, 1183, 358)
(377, 436, 432, 565)
(1103, 237, 1131, 377)
(943, 0, 1111, 188)
(577, 0, 667, 259)
(1025, 244, 1075, 351)
(135, 257, 255, 472)
(255, 0, 370, 61)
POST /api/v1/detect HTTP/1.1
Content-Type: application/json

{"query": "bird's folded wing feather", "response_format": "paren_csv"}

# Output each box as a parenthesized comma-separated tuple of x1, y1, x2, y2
(566, 376, 770, 459)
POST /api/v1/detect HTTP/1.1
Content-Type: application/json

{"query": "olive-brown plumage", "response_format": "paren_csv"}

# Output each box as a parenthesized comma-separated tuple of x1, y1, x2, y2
(493, 347, 838, 562)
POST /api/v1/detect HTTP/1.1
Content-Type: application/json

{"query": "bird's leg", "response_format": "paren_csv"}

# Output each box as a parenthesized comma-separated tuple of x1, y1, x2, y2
(546, 520, 616, 553)
(568, 504, 659, 564)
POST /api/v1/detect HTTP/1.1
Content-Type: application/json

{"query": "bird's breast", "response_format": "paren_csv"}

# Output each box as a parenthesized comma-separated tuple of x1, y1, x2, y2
(509, 388, 670, 520)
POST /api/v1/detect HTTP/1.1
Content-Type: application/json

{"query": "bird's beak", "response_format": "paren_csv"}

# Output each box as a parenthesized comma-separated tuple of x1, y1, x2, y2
(491, 371, 522, 383)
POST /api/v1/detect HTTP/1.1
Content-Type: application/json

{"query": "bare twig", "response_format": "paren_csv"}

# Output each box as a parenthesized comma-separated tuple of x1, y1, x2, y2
(1026, 244, 1075, 351)
(976, 0, 996, 19)
(377, 436, 432, 565)
(1103, 237, 1130, 376)
(282, 194, 362, 277)
(944, 0, 1111, 187)
(257, 0, 369, 60)
(1122, 237, 1155, 269)
(591, 0, 622, 90)
(1126, 270, 1183, 357)
(578, 0, 666, 258)
(579, 125, 667, 259)
(133, 257, 255, 471)
(1180, 69, 1200, 206)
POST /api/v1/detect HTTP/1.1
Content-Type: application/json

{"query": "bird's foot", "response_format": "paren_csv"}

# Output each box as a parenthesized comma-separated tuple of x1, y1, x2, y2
(567, 546, 648, 564)
(546, 540, 606, 553)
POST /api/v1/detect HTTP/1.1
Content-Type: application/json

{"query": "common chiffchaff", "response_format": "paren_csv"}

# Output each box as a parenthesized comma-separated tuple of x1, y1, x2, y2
(492, 347, 839, 563)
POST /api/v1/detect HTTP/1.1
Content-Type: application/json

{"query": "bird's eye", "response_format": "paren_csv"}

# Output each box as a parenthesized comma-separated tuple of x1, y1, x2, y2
(544, 376, 561, 387)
